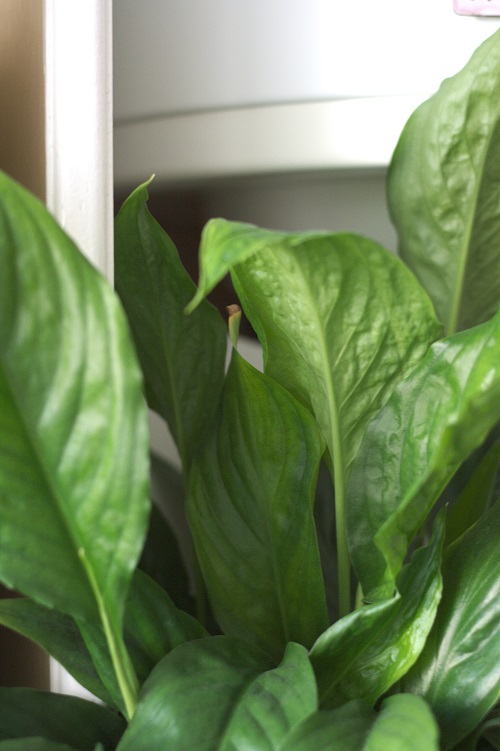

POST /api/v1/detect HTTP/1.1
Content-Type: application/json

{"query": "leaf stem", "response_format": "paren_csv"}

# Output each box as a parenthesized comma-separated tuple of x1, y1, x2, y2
(333, 467, 351, 618)
(79, 549, 139, 721)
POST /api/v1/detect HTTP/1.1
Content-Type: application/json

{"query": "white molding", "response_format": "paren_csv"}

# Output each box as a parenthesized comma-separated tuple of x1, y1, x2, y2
(45, 0, 113, 280)
(44, 0, 113, 697)
(114, 96, 426, 190)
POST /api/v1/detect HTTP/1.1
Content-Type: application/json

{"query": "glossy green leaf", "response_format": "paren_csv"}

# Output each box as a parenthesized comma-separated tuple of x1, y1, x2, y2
(282, 695, 439, 751)
(401, 501, 500, 749)
(188, 349, 328, 658)
(348, 312, 500, 598)
(310, 513, 444, 708)
(114, 180, 227, 471)
(0, 687, 124, 751)
(0, 170, 150, 625)
(0, 170, 150, 716)
(388, 29, 500, 335)
(78, 569, 207, 711)
(189, 220, 440, 614)
(117, 637, 317, 751)
(0, 598, 115, 707)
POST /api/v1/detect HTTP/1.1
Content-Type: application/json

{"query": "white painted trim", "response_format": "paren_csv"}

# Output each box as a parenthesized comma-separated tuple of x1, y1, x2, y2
(45, 0, 113, 281)
(114, 96, 427, 189)
(44, 0, 113, 696)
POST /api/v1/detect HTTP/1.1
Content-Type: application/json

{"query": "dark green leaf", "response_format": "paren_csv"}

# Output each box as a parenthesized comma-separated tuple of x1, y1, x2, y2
(401, 501, 500, 749)
(79, 570, 207, 710)
(310, 513, 444, 708)
(347, 312, 500, 599)
(0, 741, 81, 751)
(117, 637, 316, 751)
(114, 181, 227, 471)
(188, 349, 328, 658)
(445, 437, 500, 547)
(282, 695, 439, 751)
(0, 687, 124, 751)
(0, 598, 114, 707)
(0, 171, 150, 633)
(362, 694, 440, 751)
(279, 701, 374, 751)
(388, 28, 500, 335)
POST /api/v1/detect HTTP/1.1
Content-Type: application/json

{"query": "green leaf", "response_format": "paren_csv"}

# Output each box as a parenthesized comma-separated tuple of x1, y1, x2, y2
(401, 501, 500, 750)
(218, 642, 317, 751)
(310, 513, 444, 708)
(387, 28, 500, 335)
(282, 695, 439, 751)
(347, 312, 500, 598)
(0, 170, 150, 716)
(0, 687, 124, 751)
(117, 637, 316, 751)
(114, 180, 227, 472)
(0, 741, 81, 751)
(188, 349, 328, 658)
(0, 598, 115, 707)
(148, 452, 196, 611)
(445, 437, 500, 547)
(190, 220, 440, 615)
(78, 570, 207, 711)
(362, 694, 440, 751)
(279, 701, 375, 751)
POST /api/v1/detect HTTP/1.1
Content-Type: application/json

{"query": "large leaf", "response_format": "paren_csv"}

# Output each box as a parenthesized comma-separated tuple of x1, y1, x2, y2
(114, 181, 227, 471)
(310, 513, 444, 708)
(188, 349, 328, 658)
(347, 312, 500, 598)
(0, 687, 124, 751)
(0, 171, 150, 715)
(282, 695, 439, 751)
(188, 220, 440, 614)
(117, 638, 316, 751)
(387, 28, 500, 335)
(401, 501, 500, 750)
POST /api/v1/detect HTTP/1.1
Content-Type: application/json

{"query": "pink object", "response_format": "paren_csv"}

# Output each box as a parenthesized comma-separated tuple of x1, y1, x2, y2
(454, 0, 500, 15)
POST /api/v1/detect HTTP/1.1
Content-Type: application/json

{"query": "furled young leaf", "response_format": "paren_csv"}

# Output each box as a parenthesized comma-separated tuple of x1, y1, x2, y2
(348, 311, 500, 599)
(401, 501, 500, 750)
(281, 695, 439, 751)
(189, 220, 440, 614)
(310, 513, 444, 708)
(188, 349, 328, 659)
(114, 180, 227, 471)
(117, 638, 317, 751)
(388, 28, 500, 335)
(0, 171, 150, 715)
(0, 687, 124, 751)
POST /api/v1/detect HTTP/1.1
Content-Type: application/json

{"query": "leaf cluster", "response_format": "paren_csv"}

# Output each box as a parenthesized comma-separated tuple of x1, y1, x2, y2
(0, 28, 499, 751)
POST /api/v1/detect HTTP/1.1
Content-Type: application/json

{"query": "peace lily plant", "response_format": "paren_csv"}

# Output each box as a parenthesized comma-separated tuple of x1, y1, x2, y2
(0, 28, 499, 751)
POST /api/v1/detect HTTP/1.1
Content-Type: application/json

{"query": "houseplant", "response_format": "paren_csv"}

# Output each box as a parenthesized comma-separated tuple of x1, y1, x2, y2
(0, 25, 499, 751)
